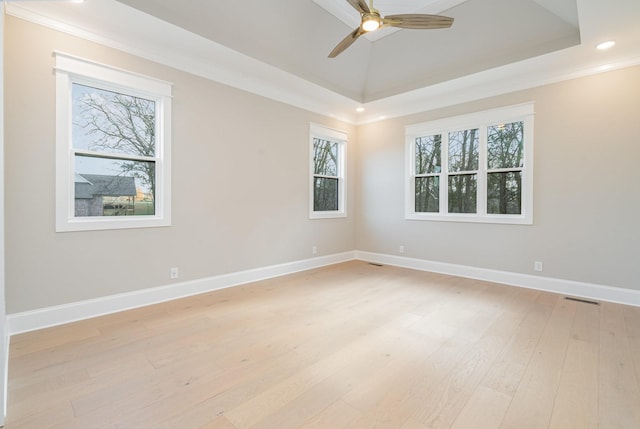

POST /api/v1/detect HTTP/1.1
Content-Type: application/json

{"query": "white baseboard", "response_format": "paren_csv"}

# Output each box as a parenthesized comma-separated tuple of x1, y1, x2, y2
(7, 251, 356, 335)
(8, 250, 640, 335)
(1, 319, 7, 426)
(355, 251, 640, 307)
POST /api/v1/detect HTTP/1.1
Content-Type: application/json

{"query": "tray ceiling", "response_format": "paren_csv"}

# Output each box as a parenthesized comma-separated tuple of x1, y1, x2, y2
(5, 0, 640, 123)
(113, 0, 581, 102)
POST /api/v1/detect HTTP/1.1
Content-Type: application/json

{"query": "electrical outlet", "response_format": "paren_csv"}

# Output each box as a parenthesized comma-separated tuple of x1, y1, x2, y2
(534, 261, 543, 272)
(399, 245, 405, 253)
(170, 267, 179, 279)
(312, 246, 318, 254)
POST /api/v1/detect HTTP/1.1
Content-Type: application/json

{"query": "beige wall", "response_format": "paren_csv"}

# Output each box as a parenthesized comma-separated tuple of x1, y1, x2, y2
(5, 15, 640, 315)
(4, 16, 356, 313)
(356, 66, 640, 291)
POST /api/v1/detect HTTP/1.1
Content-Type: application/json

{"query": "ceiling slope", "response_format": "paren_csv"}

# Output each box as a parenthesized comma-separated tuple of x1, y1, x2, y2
(5, 0, 640, 123)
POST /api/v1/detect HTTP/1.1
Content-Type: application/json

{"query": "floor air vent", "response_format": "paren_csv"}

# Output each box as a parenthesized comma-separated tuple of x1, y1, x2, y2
(564, 296, 600, 306)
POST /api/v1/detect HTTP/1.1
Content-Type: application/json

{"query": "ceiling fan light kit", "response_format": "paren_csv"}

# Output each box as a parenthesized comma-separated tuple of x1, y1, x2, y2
(329, 0, 454, 58)
(362, 14, 381, 32)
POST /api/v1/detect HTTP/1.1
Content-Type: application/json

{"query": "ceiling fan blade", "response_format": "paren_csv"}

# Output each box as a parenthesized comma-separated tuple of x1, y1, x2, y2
(328, 27, 366, 58)
(346, 0, 370, 14)
(383, 14, 454, 30)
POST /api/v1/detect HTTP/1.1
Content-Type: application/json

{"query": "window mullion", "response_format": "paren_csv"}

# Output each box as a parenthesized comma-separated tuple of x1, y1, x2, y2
(441, 132, 449, 214)
(412, 139, 420, 214)
(72, 149, 157, 163)
(477, 125, 488, 215)
(487, 167, 524, 174)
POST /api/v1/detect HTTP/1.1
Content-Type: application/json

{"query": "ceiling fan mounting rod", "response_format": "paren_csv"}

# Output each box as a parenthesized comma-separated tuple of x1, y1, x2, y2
(361, 0, 381, 32)
(368, 0, 378, 14)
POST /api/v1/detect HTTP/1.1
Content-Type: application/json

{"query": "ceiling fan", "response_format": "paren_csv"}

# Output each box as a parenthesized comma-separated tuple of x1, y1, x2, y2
(328, 0, 454, 58)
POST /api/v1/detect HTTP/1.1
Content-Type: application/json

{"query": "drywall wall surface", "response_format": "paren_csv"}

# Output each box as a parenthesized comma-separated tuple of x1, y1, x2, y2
(4, 16, 356, 313)
(356, 65, 640, 291)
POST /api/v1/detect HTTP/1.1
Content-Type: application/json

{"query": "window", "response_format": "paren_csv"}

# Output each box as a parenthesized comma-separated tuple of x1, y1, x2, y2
(55, 53, 172, 232)
(310, 124, 346, 218)
(406, 103, 534, 224)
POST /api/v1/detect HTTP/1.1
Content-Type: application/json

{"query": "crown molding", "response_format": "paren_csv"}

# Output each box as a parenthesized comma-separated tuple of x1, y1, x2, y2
(6, 0, 361, 123)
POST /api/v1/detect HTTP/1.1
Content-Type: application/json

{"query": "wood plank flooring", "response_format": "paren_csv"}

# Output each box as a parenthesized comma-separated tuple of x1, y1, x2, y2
(5, 261, 640, 428)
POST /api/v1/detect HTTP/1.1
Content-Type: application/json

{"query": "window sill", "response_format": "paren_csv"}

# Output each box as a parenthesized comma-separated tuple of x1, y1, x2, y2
(56, 215, 171, 232)
(310, 211, 347, 220)
(405, 212, 532, 225)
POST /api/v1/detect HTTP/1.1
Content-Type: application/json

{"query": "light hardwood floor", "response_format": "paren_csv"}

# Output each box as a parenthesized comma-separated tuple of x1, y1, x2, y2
(6, 261, 640, 428)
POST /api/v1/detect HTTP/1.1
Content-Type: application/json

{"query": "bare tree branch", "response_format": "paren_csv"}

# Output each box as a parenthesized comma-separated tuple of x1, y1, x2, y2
(76, 88, 156, 201)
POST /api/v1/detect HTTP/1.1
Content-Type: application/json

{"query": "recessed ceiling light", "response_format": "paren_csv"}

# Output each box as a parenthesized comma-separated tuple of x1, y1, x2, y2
(596, 40, 615, 50)
(356, 107, 365, 113)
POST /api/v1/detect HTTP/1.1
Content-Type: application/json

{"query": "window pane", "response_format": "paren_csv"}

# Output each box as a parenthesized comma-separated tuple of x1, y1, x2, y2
(313, 177, 338, 211)
(415, 176, 439, 212)
(448, 174, 477, 213)
(448, 129, 479, 172)
(313, 138, 338, 176)
(75, 155, 155, 217)
(487, 121, 524, 169)
(72, 83, 156, 157)
(415, 135, 441, 174)
(487, 171, 522, 214)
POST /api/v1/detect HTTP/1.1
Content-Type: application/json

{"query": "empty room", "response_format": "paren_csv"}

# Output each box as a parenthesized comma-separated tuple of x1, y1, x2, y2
(1, 0, 639, 428)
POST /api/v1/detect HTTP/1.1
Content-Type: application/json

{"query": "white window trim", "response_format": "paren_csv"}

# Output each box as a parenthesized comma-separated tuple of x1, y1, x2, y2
(55, 52, 172, 232)
(309, 123, 347, 219)
(405, 102, 534, 224)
